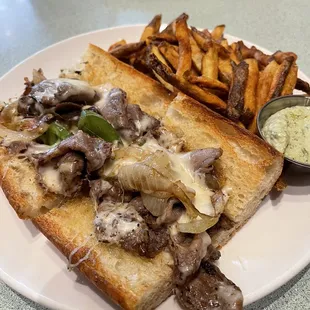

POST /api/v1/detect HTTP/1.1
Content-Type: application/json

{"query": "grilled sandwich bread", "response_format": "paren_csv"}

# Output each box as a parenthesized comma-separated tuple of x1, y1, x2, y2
(0, 44, 283, 309)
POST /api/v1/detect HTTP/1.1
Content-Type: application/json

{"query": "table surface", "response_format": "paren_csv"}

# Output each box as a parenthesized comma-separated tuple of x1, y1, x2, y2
(0, 0, 309, 309)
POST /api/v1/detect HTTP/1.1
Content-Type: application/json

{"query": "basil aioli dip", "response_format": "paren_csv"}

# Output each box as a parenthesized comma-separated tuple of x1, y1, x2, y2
(262, 106, 310, 164)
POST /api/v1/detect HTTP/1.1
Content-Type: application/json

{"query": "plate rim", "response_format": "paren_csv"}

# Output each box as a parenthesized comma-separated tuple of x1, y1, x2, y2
(0, 23, 309, 310)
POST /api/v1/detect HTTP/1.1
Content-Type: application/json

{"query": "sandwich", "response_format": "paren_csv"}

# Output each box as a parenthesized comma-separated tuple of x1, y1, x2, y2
(0, 44, 283, 310)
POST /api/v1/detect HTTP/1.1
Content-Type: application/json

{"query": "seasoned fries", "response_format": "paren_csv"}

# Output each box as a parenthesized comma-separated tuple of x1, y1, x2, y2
(109, 41, 146, 59)
(295, 78, 310, 95)
(243, 59, 259, 124)
(281, 63, 298, 96)
(189, 33, 204, 72)
(140, 14, 161, 42)
(175, 14, 191, 77)
(227, 61, 249, 122)
(148, 54, 226, 112)
(184, 72, 229, 92)
(212, 24, 225, 41)
(268, 56, 294, 99)
(202, 43, 218, 80)
(108, 13, 305, 133)
(158, 42, 179, 70)
(108, 39, 127, 52)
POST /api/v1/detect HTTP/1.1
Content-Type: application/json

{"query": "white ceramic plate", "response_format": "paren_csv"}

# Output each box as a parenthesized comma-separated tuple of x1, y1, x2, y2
(0, 25, 309, 310)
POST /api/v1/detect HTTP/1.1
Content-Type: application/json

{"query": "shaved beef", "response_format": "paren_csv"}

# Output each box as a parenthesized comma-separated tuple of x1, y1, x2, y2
(18, 78, 98, 117)
(98, 88, 159, 142)
(156, 199, 184, 225)
(7, 141, 29, 154)
(37, 131, 111, 172)
(57, 152, 85, 196)
(190, 148, 223, 172)
(94, 196, 169, 258)
(211, 190, 227, 214)
(176, 261, 243, 310)
(89, 179, 132, 204)
(171, 232, 212, 285)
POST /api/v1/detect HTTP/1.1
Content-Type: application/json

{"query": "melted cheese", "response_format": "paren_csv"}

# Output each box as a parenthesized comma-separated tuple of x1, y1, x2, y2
(94, 203, 144, 243)
(38, 164, 62, 194)
(168, 152, 214, 216)
(103, 137, 219, 217)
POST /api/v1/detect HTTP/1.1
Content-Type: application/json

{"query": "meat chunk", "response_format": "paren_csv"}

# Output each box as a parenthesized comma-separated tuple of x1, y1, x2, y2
(156, 199, 184, 225)
(176, 261, 243, 310)
(97, 88, 160, 142)
(94, 197, 169, 258)
(171, 232, 212, 285)
(89, 179, 132, 204)
(37, 152, 85, 197)
(7, 141, 29, 154)
(57, 152, 85, 196)
(30, 79, 97, 106)
(37, 131, 111, 172)
(18, 78, 98, 116)
(189, 148, 223, 172)
(211, 190, 228, 214)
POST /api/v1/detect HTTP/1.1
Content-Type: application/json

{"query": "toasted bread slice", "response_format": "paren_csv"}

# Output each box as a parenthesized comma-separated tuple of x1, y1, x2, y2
(33, 197, 174, 310)
(72, 43, 175, 119)
(0, 44, 283, 309)
(0, 148, 60, 219)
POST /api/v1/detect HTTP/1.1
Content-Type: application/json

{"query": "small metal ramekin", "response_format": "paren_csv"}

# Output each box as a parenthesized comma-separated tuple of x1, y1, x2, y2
(257, 95, 310, 169)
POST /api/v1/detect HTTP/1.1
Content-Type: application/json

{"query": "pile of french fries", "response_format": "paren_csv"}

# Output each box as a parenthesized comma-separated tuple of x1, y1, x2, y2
(108, 13, 310, 133)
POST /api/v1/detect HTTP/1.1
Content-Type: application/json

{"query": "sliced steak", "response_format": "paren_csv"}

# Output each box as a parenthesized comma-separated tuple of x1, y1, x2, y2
(189, 148, 223, 172)
(94, 197, 169, 258)
(171, 232, 212, 285)
(176, 261, 243, 310)
(57, 152, 85, 196)
(18, 78, 98, 117)
(97, 88, 160, 142)
(89, 179, 132, 204)
(37, 131, 111, 172)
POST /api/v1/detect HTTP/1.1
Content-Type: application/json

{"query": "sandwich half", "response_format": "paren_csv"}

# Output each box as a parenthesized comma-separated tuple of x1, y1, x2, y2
(0, 44, 283, 309)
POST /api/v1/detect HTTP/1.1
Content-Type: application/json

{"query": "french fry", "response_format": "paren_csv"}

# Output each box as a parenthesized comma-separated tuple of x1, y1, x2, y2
(281, 63, 298, 96)
(268, 56, 294, 99)
(161, 13, 188, 35)
(147, 53, 227, 112)
(148, 45, 176, 93)
(108, 39, 127, 52)
(227, 61, 249, 122)
(202, 43, 219, 80)
(295, 78, 310, 95)
(158, 42, 179, 70)
(212, 24, 225, 41)
(243, 59, 259, 125)
(189, 33, 204, 72)
(248, 60, 279, 133)
(140, 14, 162, 42)
(230, 42, 242, 63)
(110, 41, 146, 59)
(202, 28, 212, 38)
(184, 72, 229, 92)
(272, 51, 297, 64)
(221, 39, 229, 49)
(149, 33, 178, 44)
(218, 58, 233, 86)
(256, 60, 279, 109)
(175, 14, 192, 77)
(191, 27, 212, 51)
(237, 121, 246, 129)
(204, 88, 228, 100)
(191, 27, 229, 58)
